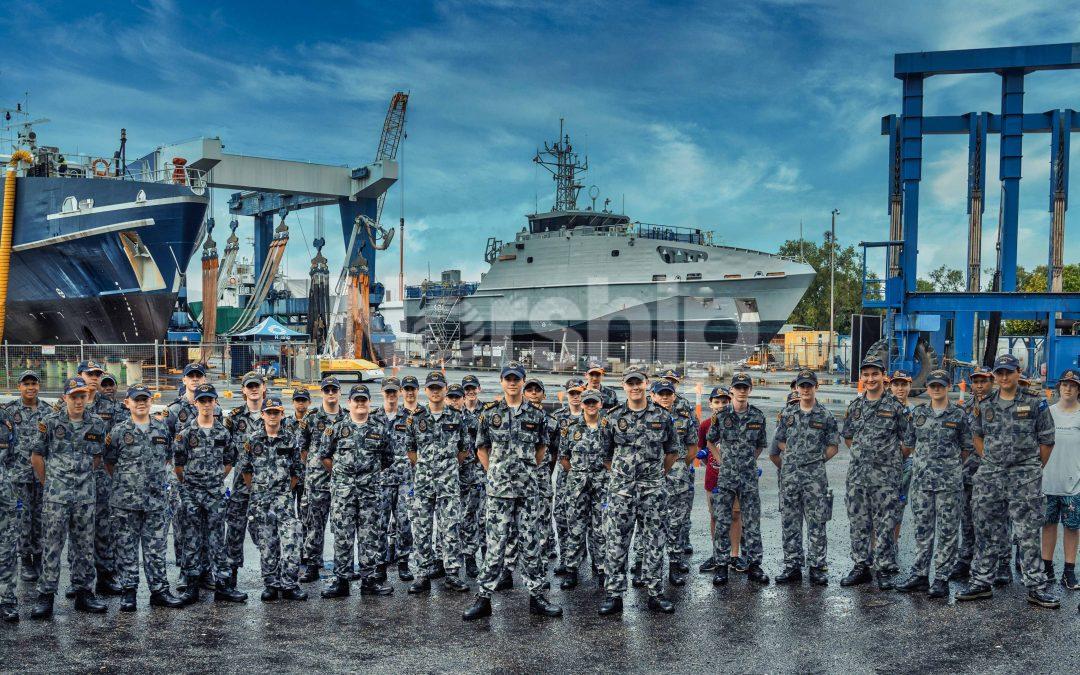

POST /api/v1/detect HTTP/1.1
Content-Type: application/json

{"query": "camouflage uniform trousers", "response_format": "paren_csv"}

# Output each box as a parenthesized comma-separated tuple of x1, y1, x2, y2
(711, 476, 763, 565)
(562, 469, 607, 572)
(411, 489, 464, 577)
(300, 485, 332, 568)
(909, 486, 961, 577)
(476, 494, 545, 598)
(605, 486, 665, 597)
(779, 467, 829, 569)
(378, 479, 413, 565)
(552, 465, 570, 560)
(665, 483, 693, 562)
(970, 473, 1048, 589)
(251, 492, 301, 591)
(38, 501, 96, 595)
(16, 479, 43, 563)
(537, 467, 555, 560)
(680, 486, 695, 552)
(0, 502, 17, 606)
(845, 477, 896, 572)
(88, 466, 115, 576)
(112, 507, 169, 592)
(179, 484, 229, 585)
(959, 478, 976, 563)
(459, 481, 486, 559)
(883, 456, 915, 563)
(330, 485, 382, 581)
(224, 489, 261, 570)
(165, 469, 188, 566)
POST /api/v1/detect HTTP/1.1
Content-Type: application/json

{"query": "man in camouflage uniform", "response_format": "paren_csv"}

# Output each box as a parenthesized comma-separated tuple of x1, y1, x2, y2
(299, 376, 346, 582)
(558, 389, 610, 590)
(598, 369, 679, 616)
(283, 387, 312, 519)
(885, 369, 914, 575)
(105, 384, 185, 610)
(524, 378, 557, 568)
(0, 395, 19, 622)
(463, 362, 561, 620)
(840, 357, 915, 590)
(236, 396, 307, 602)
(459, 375, 487, 577)
(8, 370, 44, 584)
(224, 372, 267, 584)
(173, 384, 247, 604)
(320, 384, 394, 598)
(706, 372, 768, 585)
(954, 365, 995, 581)
(585, 360, 620, 409)
(406, 372, 470, 594)
(774, 371, 839, 586)
(957, 354, 1060, 608)
(663, 369, 697, 557)
(30, 377, 109, 619)
(550, 378, 585, 577)
(896, 370, 971, 599)
(370, 377, 415, 583)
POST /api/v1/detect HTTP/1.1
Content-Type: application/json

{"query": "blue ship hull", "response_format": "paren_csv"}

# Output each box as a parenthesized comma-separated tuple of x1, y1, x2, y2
(0, 176, 207, 343)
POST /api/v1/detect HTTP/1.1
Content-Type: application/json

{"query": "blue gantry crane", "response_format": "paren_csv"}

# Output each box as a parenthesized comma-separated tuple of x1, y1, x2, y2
(861, 43, 1080, 388)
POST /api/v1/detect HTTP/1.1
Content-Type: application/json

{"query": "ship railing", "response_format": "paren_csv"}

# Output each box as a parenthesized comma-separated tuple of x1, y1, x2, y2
(47, 153, 209, 194)
(405, 282, 479, 300)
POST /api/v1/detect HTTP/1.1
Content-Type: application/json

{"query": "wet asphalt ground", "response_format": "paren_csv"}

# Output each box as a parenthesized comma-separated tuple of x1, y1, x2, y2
(4, 370, 1079, 673)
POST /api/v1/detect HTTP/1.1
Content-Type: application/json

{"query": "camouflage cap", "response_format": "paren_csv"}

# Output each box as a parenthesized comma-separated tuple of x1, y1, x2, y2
(524, 377, 546, 392)
(242, 371, 265, 386)
(970, 365, 993, 379)
(564, 377, 586, 392)
(889, 369, 912, 382)
(446, 383, 465, 398)
(17, 369, 39, 383)
(292, 387, 311, 401)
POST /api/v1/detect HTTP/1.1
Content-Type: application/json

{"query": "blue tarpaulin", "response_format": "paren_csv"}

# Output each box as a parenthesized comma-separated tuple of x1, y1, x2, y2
(231, 316, 307, 339)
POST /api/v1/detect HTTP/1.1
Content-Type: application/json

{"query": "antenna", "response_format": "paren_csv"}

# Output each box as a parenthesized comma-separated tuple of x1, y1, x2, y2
(533, 118, 588, 211)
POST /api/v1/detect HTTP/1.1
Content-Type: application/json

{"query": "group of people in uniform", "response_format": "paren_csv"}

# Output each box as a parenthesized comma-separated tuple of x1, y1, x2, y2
(0, 351, 1073, 623)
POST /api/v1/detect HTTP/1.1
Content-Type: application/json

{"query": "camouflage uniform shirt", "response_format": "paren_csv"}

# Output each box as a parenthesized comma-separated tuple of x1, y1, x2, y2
(475, 400, 548, 499)
(841, 394, 915, 488)
(970, 389, 1055, 483)
(909, 402, 972, 492)
(104, 418, 173, 511)
(604, 402, 678, 494)
(31, 412, 107, 505)
(707, 404, 766, 486)
(407, 405, 468, 499)
(173, 420, 236, 492)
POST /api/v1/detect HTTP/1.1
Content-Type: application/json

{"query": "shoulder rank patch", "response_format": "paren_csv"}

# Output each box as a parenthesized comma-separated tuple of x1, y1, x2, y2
(37, 421, 47, 434)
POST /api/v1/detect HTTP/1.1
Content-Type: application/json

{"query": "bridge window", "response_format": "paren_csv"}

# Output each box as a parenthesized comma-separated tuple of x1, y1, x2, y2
(657, 245, 708, 264)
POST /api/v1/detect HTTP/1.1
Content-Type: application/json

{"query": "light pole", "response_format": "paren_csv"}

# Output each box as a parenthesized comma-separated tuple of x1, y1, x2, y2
(828, 209, 839, 373)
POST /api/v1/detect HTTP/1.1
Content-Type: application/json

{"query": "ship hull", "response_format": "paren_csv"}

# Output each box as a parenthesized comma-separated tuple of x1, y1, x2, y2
(0, 176, 207, 344)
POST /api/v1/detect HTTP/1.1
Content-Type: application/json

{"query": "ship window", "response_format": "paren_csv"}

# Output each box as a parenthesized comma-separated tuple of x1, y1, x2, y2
(687, 273, 702, 280)
(656, 246, 708, 264)
(527, 257, 533, 263)
(611, 250, 620, 257)
(62, 196, 78, 213)
(652, 274, 667, 282)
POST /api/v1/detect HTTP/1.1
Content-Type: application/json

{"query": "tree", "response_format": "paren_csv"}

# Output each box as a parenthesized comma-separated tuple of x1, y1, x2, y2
(777, 234, 879, 334)
(1003, 263, 1080, 334)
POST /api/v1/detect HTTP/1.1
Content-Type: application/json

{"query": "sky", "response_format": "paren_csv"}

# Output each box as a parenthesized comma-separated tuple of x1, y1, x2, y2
(3, 0, 1080, 299)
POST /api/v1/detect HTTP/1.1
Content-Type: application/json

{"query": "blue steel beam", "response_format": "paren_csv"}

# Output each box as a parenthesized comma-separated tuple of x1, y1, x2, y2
(998, 70, 1025, 291)
(906, 292, 1080, 314)
(895, 43, 1080, 76)
(880, 110, 1080, 135)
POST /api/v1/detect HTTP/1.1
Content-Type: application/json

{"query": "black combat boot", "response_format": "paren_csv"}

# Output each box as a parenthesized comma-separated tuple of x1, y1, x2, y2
(876, 571, 896, 591)
(598, 594, 623, 616)
(19, 555, 38, 582)
(198, 571, 217, 591)
(373, 563, 388, 583)
(1027, 585, 1060, 609)
(30, 593, 53, 620)
(430, 560, 447, 580)
(464, 556, 479, 579)
(775, 567, 802, 585)
(228, 567, 239, 589)
(462, 594, 492, 621)
(96, 571, 122, 596)
(668, 564, 686, 586)
(442, 576, 469, 593)
(361, 577, 395, 596)
(927, 579, 949, 599)
(494, 570, 514, 591)
(646, 595, 675, 613)
(747, 563, 769, 585)
(280, 587, 308, 601)
(553, 563, 568, 577)
(74, 589, 107, 613)
(398, 558, 415, 582)
(321, 577, 350, 599)
(298, 563, 320, 583)
(0, 603, 17, 623)
(809, 567, 828, 586)
(896, 574, 929, 593)
(180, 585, 200, 606)
(993, 559, 1012, 586)
(712, 565, 729, 585)
(948, 560, 970, 581)
(955, 582, 993, 601)
(149, 590, 185, 608)
(528, 594, 562, 617)
(214, 584, 247, 603)
(672, 560, 690, 574)
(120, 588, 138, 612)
(560, 569, 579, 590)
(408, 577, 431, 595)
(840, 564, 872, 587)
(260, 587, 279, 602)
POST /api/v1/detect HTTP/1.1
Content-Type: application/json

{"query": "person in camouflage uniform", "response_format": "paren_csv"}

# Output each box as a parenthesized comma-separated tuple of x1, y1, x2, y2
(774, 371, 839, 586)
(585, 360, 620, 410)
(524, 378, 557, 567)
(104, 385, 185, 610)
(0, 396, 19, 622)
(320, 384, 395, 598)
(558, 389, 610, 590)
(283, 387, 312, 520)
(646, 379, 697, 586)
(236, 396, 307, 602)
(8, 370, 45, 584)
(884, 369, 914, 575)
(895, 370, 971, 599)
(30, 377, 108, 619)
(463, 362, 561, 620)
(954, 365, 995, 581)
(840, 357, 915, 590)
(406, 372, 470, 594)
(458, 375, 487, 577)
(173, 384, 247, 604)
(706, 372, 768, 585)
(598, 369, 679, 616)
(957, 353, 1060, 608)
(223, 372, 267, 584)
(370, 377, 415, 583)
(663, 369, 697, 558)
(550, 378, 585, 578)
(299, 376, 346, 582)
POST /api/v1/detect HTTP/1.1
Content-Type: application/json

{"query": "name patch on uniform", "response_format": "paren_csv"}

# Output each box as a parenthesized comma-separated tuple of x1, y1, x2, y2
(523, 422, 538, 431)
(394, 423, 407, 431)
(152, 436, 167, 445)
(366, 432, 382, 441)
(809, 420, 825, 429)
(443, 423, 458, 431)
(877, 411, 894, 418)
(746, 423, 762, 430)
(84, 432, 103, 442)
(648, 422, 663, 430)
(943, 421, 958, 428)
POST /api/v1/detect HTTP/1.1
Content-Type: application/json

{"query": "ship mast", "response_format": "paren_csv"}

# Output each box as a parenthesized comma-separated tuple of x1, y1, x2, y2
(534, 118, 587, 211)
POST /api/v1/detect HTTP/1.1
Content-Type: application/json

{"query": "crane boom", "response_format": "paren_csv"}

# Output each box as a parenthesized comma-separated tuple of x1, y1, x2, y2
(375, 92, 408, 224)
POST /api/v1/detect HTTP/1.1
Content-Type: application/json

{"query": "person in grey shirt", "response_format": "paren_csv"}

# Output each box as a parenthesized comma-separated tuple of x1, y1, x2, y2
(1042, 369, 1080, 590)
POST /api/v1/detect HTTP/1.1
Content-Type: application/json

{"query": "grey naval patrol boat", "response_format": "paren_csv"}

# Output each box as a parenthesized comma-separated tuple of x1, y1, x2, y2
(404, 122, 815, 349)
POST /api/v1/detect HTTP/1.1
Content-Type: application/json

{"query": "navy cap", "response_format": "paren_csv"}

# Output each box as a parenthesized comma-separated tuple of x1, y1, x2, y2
(651, 380, 676, 394)
(425, 371, 447, 388)
(400, 375, 420, 389)
(319, 376, 341, 390)
(292, 387, 311, 401)
(182, 362, 207, 377)
(77, 359, 105, 374)
(242, 372, 264, 386)
(662, 368, 682, 382)
(127, 384, 152, 400)
(623, 369, 648, 383)
(447, 384, 465, 398)
(64, 377, 90, 395)
(586, 360, 605, 373)
(709, 386, 730, 400)
(860, 357, 885, 371)
(565, 377, 586, 392)
(17, 369, 39, 383)
(925, 369, 951, 387)
(794, 370, 818, 386)
(730, 372, 752, 388)
(461, 374, 480, 388)
(381, 377, 401, 392)
(1059, 369, 1080, 386)
(193, 383, 218, 400)
(262, 396, 285, 411)
(993, 353, 1020, 372)
(348, 384, 371, 400)
(100, 372, 117, 385)
(888, 369, 912, 382)
(581, 390, 603, 404)
(501, 361, 526, 379)
(524, 377, 546, 391)
(971, 365, 993, 379)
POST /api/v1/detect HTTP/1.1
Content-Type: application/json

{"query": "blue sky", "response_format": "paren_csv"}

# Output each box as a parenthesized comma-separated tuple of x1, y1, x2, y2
(3, 0, 1080, 297)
